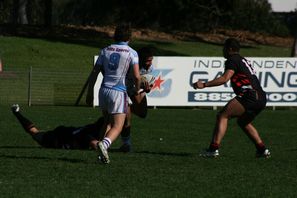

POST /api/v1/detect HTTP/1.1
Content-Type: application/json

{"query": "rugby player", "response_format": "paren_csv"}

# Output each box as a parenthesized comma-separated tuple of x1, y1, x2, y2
(120, 47, 155, 152)
(11, 104, 103, 150)
(86, 24, 141, 164)
(193, 38, 271, 158)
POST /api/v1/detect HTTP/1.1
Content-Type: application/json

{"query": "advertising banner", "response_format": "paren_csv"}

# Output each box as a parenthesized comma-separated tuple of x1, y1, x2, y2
(94, 56, 297, 107)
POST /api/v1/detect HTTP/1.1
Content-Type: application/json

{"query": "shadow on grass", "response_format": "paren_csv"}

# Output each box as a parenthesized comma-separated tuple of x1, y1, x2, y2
(0, 146, 88, 163)
(0, 154, 86, 163)
(102, 146, 193, 157)
(135, 150, 192, 157)
(0, 145, 40, 149)
(286, 148, 297, 151)
(0, 146, 193, 161)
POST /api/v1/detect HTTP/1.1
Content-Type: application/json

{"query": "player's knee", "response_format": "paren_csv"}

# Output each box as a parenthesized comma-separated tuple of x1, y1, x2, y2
(216, 111, 228, 120)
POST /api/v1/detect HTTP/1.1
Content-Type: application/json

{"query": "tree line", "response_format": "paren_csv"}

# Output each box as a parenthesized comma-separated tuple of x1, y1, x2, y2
(0, 0, 295, 36)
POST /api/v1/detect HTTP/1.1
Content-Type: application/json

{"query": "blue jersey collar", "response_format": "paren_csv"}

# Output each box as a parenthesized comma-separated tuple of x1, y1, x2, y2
(116, 41, 129, 45)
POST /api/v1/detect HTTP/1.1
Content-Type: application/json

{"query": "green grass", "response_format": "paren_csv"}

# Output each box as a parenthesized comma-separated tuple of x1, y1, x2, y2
(0, 35, 291, 71)
(0, 36, 98, 71)
(0, 105, 297, 197)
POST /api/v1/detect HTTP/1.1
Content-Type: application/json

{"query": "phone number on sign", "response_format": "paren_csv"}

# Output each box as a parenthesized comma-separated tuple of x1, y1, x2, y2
(188, 92, 297, 102)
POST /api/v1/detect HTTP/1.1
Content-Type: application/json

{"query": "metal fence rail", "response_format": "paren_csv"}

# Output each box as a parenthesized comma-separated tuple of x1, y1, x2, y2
(1, 68, 295, 110)
(0, 68, 89, 106)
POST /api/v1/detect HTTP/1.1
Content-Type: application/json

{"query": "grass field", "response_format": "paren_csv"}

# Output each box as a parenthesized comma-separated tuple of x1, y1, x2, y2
(0, 35, 292, 71)
(0, 35, 296, 197)
(1, 105, 297, 197)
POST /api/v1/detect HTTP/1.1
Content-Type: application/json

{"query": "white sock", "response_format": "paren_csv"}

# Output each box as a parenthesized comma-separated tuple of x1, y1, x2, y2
(102, 137, 112, 149)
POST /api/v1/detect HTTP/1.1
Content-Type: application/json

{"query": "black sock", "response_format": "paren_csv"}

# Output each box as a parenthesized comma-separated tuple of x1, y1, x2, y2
(121, 126, 131, 138)
(256, 142, 266, 153)
(13, 111, 35, 132)
(32, 132, 45, 145)
(120, 126, 131, 145)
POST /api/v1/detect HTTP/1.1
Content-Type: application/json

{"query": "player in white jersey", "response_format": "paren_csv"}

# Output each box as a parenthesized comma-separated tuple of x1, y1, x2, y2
(120, 47, 155, 152)
(87, 24, 141, 164)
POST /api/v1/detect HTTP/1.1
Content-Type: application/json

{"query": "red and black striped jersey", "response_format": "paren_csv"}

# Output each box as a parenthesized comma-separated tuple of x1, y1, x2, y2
(225, 54, 265, 96)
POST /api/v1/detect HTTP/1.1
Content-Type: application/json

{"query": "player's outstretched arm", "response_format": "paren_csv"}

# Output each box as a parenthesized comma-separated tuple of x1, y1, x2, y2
(193, 69, 234, 89)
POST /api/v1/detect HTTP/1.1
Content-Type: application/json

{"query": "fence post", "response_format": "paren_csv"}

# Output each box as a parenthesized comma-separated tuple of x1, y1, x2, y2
(0, 59, 2, 72)
(28, 66, 32, 106)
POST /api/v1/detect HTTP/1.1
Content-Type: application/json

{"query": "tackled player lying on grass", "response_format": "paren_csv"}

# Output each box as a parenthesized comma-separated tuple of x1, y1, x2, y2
(12, 104, 104, 150)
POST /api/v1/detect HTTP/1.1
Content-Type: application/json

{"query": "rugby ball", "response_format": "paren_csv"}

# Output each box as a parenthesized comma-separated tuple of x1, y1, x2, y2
(141, 74, 155, 87)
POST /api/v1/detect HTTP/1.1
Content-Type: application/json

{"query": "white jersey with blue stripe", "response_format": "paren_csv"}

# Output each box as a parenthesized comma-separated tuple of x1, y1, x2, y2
(96, 42, 138, 92)
(140, 65, 154, 75)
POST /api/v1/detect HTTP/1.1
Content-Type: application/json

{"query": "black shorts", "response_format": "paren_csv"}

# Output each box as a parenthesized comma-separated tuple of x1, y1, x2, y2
(235, 89, 266, 119)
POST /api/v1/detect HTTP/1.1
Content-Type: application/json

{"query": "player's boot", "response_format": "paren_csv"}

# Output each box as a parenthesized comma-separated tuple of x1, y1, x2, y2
(199, 149, 219, 158)
(97, 142, 110, 164)
(119, 143, 131, 153)
(256, 148, 271, 158)
(11, 104, 20, 113)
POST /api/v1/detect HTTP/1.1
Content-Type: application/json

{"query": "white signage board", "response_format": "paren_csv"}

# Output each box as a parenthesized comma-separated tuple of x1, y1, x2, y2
(94, 56, 297, 107)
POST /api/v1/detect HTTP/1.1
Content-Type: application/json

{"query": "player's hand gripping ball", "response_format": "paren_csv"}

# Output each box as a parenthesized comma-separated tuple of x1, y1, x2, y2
(140, 74, 155, 93)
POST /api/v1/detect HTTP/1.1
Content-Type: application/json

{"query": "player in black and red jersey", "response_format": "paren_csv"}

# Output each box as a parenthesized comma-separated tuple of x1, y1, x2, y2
(11, 104, 103, 150)
(193, 38, 270, 158)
